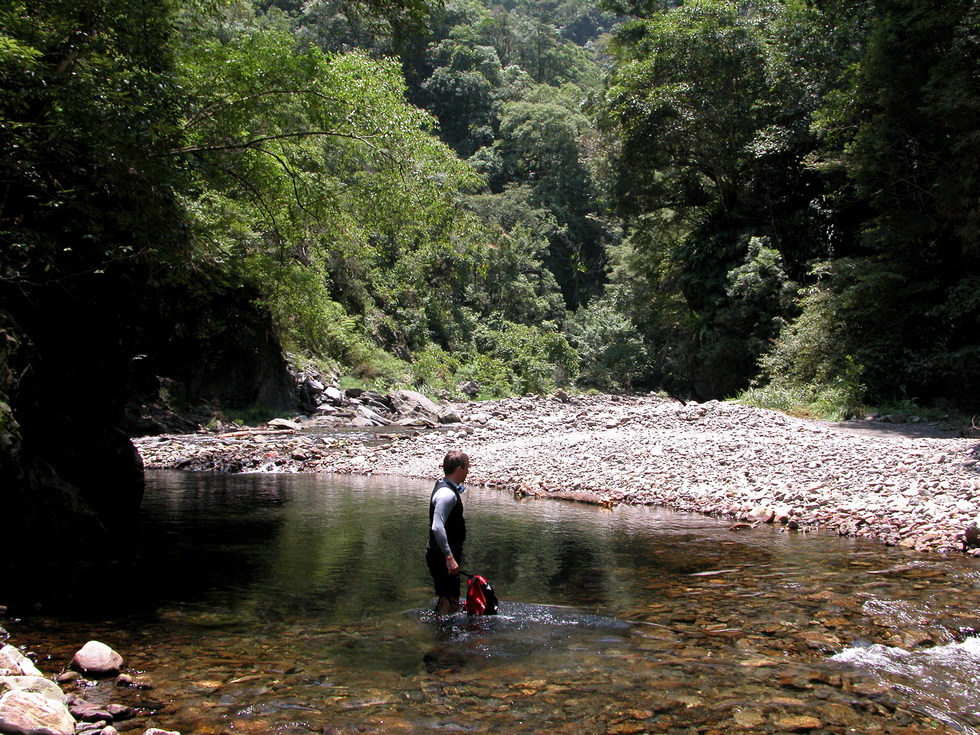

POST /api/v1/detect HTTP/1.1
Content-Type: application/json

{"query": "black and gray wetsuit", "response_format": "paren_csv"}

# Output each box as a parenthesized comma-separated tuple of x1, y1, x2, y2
(425, 478, 465, 598)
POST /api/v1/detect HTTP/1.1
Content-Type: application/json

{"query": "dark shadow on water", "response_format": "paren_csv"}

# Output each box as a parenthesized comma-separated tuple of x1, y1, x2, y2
(834, 419, 979, 440)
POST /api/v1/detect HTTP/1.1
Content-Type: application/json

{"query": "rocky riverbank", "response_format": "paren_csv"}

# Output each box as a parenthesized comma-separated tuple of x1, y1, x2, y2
(0, 633, 178, 735)
(135, 392, 980, 555)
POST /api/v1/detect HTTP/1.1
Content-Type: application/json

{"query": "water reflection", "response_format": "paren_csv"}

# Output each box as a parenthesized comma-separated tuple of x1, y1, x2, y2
(9, 470, 980, 734)
(137, 471, 765, 622)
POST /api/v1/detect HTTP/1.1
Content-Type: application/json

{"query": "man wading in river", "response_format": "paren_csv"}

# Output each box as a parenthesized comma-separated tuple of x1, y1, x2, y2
(426, 451, 469, 614)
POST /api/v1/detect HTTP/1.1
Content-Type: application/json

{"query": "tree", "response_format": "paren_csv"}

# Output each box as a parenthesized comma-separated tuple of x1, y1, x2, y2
(172, 11, 482, 359)
(780, 0, 980, 403)
(419, 29, 503, 155)
(598, 0, 825, 397)
(0, 0, 191, 541)
(495, 86, 608, 305)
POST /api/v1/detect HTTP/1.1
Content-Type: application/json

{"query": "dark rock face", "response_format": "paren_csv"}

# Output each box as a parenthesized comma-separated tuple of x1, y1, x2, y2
(0, 273, 293, 588)
(139, 280, 295, 415)
(0, 308, 130, 556)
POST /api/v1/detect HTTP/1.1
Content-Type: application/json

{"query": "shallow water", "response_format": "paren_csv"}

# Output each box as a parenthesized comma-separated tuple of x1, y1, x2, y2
(10, 470, 980, 734)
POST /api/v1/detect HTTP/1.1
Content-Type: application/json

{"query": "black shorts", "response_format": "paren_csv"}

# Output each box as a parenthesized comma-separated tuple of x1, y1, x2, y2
(426, 546, 462, 599)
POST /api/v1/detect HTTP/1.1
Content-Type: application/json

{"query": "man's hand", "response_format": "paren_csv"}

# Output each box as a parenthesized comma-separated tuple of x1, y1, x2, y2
(445, 554, 459, 575)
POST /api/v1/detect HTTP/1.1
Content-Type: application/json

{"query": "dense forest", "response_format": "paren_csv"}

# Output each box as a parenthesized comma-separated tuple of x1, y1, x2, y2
(0, 0, 978, 544)
(4, 0, 978, 408)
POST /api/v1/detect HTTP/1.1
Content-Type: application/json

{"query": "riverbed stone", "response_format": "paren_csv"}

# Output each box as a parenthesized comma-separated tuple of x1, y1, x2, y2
(0, 646, 42, 677)
(71, 642, 122, 676)
(356, 405, 390, 426)
(266, 418, 301, 431)
(73, 720, 107, 735)
(773, 714, 824, 731)
(389, 390, 441, 421)
(438, 409, 462, 424)
(69, 699, 114, 723)
(0, 689, 75, 735)
(732, 709, 764, 727)
(0, 676, 65, 704)
(114, 674, 152, 690)
(104, 703, 134, 721)
(818, 701, 862, 727)
(748, 506, 775, 524)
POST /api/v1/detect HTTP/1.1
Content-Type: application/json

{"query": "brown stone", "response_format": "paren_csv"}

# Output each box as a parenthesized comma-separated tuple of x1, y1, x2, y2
(773, 715, 824, 732)
(732, 709, 764, 728)
(818, 701, 863, 727)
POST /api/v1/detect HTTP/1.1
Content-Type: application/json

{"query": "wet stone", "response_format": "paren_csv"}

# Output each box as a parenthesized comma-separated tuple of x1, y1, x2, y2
(773, 714, 825, 731)
(70, 699, 115, 722)
(818, 701, 863, 727)
(732, 709, 765, 728)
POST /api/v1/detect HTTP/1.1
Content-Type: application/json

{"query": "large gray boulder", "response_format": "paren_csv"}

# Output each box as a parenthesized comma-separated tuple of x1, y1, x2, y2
(389, 390, 442, 421)
(0, 689, 75, 735)
(356, 404, 391, 426)
(389, 389, 461, 425)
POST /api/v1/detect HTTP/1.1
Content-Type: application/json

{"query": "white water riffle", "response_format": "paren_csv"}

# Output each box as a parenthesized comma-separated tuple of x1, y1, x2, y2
(833, 636, 980, 733)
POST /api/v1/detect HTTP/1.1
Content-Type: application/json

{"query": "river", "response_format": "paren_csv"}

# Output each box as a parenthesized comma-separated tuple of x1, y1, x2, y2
(8, 469, 980, 733)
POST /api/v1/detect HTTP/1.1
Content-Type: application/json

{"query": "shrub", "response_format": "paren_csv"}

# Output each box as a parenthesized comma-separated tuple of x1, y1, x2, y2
(738, 358, 865, 421)
(409, 345, 464, 394)
(461, 320, 579, 396)
(566, 297, 648, 391)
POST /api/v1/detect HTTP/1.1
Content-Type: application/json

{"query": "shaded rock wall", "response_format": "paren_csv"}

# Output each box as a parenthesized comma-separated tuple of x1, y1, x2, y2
(0, 311, 110, 554)
(159, 282, 295, 413)
(0, 272, 295, 577)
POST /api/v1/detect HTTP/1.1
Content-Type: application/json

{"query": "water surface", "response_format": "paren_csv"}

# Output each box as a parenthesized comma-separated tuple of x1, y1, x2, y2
(11, 470, 980, 734)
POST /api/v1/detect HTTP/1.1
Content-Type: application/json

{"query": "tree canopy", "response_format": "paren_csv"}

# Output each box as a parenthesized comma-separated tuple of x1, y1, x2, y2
(2, 0, 978, 418)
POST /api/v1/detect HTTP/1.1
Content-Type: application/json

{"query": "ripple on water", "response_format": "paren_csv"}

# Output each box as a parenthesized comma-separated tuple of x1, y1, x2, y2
(833, 637, 980, 734)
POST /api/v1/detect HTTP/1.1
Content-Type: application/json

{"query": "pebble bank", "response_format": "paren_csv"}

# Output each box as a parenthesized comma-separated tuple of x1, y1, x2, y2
(135, 394, 980, 555)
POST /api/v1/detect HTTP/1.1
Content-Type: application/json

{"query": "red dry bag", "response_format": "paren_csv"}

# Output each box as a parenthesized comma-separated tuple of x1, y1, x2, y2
(464, 574, 499, 615)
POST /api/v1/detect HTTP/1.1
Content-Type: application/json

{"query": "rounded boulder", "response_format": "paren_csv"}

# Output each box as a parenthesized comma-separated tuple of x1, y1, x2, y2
(71, 641, 123, 676)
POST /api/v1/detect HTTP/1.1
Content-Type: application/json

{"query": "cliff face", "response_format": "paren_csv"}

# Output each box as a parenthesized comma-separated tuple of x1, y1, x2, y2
(0, 310, 115, 553)
(0, 274, 295, 568)
(149, 279, 297, 416)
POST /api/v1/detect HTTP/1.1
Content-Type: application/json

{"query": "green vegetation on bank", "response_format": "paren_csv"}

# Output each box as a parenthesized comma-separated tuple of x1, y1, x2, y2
(1, 0, 977, 420)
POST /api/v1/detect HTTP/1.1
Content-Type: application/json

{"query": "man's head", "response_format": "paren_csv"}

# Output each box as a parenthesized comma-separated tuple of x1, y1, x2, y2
(443, 450, 470, 480)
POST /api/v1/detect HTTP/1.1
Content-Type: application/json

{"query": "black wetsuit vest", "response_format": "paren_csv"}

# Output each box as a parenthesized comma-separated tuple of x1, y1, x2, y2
(428, 479, 465, 556)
